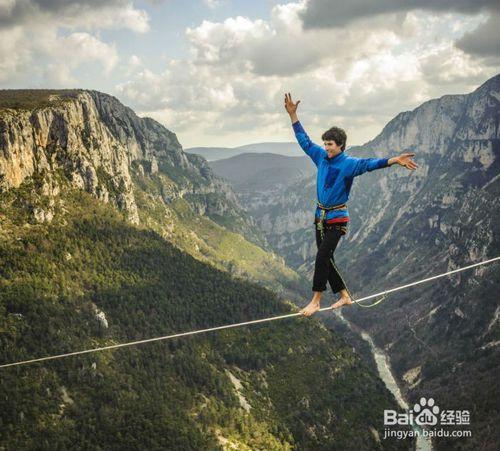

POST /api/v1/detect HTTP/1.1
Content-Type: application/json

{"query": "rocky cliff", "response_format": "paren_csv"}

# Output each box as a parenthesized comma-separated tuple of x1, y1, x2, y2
(0, 89, 247, 230)
(0, 90, 296, 292)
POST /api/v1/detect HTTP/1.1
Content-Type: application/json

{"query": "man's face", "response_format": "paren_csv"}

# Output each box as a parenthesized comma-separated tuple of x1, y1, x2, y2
(323, 140, 342, 158)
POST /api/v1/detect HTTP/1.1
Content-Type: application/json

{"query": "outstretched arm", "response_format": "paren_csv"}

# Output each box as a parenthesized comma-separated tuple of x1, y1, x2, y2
(284, 92, 325, 166)
(350, 153, 418, 177)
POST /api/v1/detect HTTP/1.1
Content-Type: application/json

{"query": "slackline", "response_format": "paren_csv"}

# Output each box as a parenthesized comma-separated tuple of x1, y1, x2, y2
(1, 256, 499, 369)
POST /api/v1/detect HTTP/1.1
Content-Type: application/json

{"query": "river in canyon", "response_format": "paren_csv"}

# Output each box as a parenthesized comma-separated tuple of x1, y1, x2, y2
(335, 312, 433, 451)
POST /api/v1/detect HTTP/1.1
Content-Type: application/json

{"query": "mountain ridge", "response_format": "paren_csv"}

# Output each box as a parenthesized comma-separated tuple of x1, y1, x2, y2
(186, 142, 304, 161)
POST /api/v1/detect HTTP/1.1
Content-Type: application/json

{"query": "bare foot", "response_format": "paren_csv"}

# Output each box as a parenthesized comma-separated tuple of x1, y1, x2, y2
(331, 295, 354, 309)
(300, 300, 321, 317)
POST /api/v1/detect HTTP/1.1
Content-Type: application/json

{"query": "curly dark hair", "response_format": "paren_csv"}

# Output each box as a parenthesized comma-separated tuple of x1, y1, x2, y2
(321, 126, 347, 151)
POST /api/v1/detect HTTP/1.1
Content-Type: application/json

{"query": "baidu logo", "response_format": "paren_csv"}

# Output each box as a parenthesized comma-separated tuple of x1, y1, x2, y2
(384, 397, 470, 427)
(384, 397, 441, 426)
(383, 397, 472, 440)
(412, 397, 440, 426)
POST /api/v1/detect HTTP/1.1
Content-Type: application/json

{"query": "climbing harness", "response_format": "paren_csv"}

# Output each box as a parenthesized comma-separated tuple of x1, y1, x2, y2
(0, 257, 498, 369)
(317, 201, 347, 211)
(315, 205, 384, 308)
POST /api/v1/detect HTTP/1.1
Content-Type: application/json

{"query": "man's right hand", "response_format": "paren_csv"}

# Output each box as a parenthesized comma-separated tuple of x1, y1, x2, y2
(284, 92, 300, 121)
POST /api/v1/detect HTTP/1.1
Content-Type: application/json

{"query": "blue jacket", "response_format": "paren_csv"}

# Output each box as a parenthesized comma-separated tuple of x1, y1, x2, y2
(293, 121, 389, 222)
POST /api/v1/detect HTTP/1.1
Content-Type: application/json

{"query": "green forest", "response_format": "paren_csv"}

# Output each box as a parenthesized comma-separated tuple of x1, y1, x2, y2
(0, 178, 411, 450)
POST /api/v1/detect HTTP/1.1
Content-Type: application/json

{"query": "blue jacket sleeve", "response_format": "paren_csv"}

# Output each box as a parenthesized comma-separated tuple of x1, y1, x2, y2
(292, 121, 325, 167)
(349, 156, 390, 177)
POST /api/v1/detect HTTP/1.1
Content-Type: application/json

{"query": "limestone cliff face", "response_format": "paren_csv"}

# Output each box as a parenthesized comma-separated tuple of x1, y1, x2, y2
(369, 82, 497, 161)
(347, 74, 499, 250)
(0, 90, 238, 225)
(1, 91, 139, 223)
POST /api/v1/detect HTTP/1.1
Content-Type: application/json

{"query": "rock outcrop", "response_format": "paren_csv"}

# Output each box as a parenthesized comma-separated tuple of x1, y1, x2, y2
(0, 89, 241, 226)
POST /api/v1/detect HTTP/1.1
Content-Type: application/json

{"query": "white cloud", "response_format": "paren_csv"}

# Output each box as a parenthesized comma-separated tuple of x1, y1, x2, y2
(0, 25, 29, 82)
(1, 26, 119, 86)
(186, 16, 273, 67)
(184, 5, 407, 77)
(68, 3, 149, 33)
(420, 42, 488, 86)
(116, 68, 167, 109)
(2, 0, 496, 149)
(115, 3, 500, 147)
(129, 54, 142, 67)
(0, 0, 147, 86)
(42, 63, 77, 86)
(61, 33, 118, 73)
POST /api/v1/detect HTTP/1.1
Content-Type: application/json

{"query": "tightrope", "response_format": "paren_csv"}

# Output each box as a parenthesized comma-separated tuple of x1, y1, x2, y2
(1, 256, 498, 369)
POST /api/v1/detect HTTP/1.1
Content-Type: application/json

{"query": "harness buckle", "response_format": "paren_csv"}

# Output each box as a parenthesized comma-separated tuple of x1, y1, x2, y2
(316, 208, 327, 232)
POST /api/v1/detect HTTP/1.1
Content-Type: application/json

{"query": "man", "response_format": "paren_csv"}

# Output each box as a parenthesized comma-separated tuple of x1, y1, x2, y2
(284, 93, 418, 316)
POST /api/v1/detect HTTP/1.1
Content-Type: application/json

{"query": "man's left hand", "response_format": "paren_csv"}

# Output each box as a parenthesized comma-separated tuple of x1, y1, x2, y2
(392, 153, 418, 170)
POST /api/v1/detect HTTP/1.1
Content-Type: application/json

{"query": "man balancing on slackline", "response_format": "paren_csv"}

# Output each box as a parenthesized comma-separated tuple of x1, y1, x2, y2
(284, 93, 418, 316)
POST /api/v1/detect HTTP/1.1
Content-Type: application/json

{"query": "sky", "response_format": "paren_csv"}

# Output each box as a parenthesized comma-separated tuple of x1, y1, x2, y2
(1, 0, 499, 148)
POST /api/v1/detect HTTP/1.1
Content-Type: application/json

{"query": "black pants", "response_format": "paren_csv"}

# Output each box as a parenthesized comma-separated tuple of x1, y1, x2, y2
(312, 223, 347, 293)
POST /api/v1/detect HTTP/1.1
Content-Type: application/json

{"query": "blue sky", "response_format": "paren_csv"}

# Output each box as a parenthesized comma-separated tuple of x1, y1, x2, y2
(1, 0, 499, 148)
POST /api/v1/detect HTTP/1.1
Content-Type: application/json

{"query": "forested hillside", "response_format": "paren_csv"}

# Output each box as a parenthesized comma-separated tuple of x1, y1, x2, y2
(0, 180, 409, 450)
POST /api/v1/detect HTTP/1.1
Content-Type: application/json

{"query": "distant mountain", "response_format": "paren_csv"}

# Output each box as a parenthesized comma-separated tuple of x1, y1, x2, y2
(209, 152, 315, 190)
(186, 142, 304, 161)
(216, 74, 500, 450)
